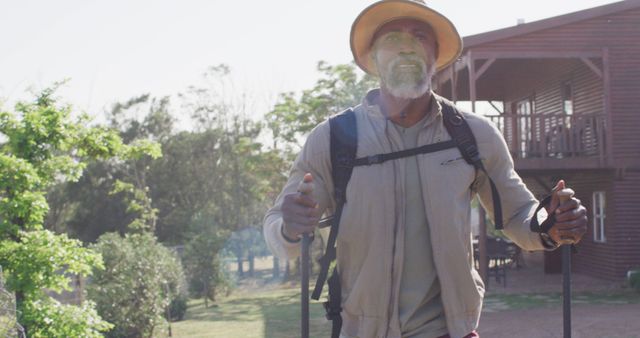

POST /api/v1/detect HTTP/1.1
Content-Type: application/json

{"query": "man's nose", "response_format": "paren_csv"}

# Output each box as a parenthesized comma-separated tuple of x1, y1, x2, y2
(397, 40, 421, 56)
(396, 35, 420, 52)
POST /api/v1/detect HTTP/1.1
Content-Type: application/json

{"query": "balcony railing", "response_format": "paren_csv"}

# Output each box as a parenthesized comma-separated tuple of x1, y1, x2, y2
(485, 113, 607, 162)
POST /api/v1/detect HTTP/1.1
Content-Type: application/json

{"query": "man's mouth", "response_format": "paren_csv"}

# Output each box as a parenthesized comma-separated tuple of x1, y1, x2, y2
(398, 64, 417, 69)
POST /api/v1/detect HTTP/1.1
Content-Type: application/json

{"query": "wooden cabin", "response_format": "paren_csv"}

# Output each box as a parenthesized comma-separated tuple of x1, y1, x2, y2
(435, 0, 640, 281)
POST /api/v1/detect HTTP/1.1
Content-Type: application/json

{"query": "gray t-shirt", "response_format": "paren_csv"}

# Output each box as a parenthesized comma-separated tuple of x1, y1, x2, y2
(393, 117, 448, 338)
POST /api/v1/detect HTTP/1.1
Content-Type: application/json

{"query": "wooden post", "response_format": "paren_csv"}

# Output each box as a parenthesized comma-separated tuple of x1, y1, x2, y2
(602, 47, 612, 166)
(541, 114, 547, 158)
(450, 65, 457, 103)
(468, 53, 489, 284)
(469, 52, 477, 112)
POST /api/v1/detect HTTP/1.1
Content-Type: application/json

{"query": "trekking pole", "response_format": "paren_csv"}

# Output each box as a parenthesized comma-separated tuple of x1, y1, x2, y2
(298, 173, 314, 338)
(301, 233, 311, 338)
(558, 189, 574, 338)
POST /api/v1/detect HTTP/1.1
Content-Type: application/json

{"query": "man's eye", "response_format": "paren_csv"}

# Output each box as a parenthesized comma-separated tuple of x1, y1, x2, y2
(385, 35, 400, 42)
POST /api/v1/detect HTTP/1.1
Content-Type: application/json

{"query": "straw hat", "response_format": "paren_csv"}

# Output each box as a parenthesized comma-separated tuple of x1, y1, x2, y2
(350, 0, 462, 75)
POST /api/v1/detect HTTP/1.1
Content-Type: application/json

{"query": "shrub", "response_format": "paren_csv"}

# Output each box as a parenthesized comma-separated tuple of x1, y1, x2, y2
(20, 298, 112, 338)
(167, 294, 188, 321)
(183, 233, 233, 307)
(629, 269, 640, 293)
(88, 232, 187, 338)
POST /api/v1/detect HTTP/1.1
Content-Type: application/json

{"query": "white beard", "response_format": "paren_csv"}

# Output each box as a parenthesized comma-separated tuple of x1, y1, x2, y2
(378, 55, 435, 99)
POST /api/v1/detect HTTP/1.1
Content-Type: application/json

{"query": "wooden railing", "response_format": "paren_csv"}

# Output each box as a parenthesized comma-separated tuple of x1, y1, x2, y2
(485, 113, 607, 161)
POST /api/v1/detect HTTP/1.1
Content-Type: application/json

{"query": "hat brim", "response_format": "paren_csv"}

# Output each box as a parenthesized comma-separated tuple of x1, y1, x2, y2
(351, 0, 462, 75)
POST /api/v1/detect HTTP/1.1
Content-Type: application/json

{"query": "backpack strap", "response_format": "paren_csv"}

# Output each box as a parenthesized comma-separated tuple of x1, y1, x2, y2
(311, 100, 504, 337)
(312, 108, 356, 338)
(439, 98, 504, 230)
(352, 140, 456, 166)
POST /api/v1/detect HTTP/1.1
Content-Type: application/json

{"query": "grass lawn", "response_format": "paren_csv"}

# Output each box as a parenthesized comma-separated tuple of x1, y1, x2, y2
(170, 283, 640, 338)
(171, 285, 331, 338)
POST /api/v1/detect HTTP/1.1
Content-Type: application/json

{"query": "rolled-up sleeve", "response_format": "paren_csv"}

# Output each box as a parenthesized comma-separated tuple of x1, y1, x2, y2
(472, 116, 547, 251)
(263, 121, 335, 260)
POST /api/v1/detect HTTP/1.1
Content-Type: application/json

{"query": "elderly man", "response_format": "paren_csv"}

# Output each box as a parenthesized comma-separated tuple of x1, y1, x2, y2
(264, 1, 587, 337)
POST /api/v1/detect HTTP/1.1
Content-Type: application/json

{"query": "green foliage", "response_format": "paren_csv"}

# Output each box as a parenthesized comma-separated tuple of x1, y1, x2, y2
(110, 180, 158, 234)
(88, 232, 187, 338)
(630, 270, 640, 293)
(182, 230, 231, 303)
(0, 230, 102, 295)
(0, 84, 160, 336)
(266, 61, 377, 149)
(20, 298, 112, 338)
(168, 294, 188, 321)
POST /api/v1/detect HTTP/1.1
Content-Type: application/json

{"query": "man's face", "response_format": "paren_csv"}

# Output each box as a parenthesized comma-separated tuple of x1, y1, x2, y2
(370, 18, 438, 99)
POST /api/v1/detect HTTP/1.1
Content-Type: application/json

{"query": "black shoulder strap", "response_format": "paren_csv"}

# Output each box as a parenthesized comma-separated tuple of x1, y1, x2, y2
(312, 108, 355, 338)
(312, 109, 355, 298)
(312, 102, 504, 337)
(439, 98, 504, 230)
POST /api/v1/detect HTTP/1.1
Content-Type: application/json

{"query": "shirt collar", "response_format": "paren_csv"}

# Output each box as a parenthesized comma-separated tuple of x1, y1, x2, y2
(362, 88, 444, 127)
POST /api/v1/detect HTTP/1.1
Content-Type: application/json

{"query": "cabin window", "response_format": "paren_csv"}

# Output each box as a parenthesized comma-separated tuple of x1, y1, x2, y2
(562, 82, 573, 127)
(593, 191, 606, 243)
(516, 98, 533, 158)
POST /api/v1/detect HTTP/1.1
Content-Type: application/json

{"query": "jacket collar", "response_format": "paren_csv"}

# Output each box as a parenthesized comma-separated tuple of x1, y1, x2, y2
(362, 88, 444, 128)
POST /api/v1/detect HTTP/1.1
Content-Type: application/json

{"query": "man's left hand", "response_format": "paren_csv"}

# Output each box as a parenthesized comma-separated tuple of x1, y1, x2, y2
(545, 180, 588, 245)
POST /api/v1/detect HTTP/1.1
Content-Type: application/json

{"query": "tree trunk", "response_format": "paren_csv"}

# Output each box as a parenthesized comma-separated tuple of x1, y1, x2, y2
(237, 255, 244, 278)
(204, 279, 209, 308)
(284, 260, 290, 281)
(16, 291, 27, 337)
(273, 256, 280, 279)
(248, 250, 255, 277)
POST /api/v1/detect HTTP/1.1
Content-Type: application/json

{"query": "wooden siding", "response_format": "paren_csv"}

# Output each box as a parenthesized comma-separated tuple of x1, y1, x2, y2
(470, 8, 640, 162)
(609, 18, 640, 160)
(521, 169, 640, 281)
(453, 3, 640, 281)
(487, 61, 605, 160)
(610, 171, 640, 279)
(524, 171, 626, 280)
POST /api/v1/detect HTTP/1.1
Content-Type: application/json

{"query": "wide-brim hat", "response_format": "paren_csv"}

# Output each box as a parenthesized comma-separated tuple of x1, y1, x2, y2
(350, 0, 462, 75)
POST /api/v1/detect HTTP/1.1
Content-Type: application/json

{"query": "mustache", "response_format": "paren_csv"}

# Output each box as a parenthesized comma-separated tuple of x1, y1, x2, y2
(389, 54, 427, 69)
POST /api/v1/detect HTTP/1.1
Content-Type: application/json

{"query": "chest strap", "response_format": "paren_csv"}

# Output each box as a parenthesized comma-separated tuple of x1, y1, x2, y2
(312, 99, 504, 338)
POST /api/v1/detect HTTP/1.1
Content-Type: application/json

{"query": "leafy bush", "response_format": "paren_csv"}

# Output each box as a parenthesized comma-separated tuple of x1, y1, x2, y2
(0, 230, 113, 337)
(20, 298, 112, 338)
(168, 294, 188, 321)
(629, 270, 640, 293)
(88, 232, 187, 338)
(183, 233, 232, 306)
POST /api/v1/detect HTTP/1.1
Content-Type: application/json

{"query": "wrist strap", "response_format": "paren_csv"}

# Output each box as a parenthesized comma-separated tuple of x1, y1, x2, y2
(530, 195, 555, 233)
(281, 223, 301, 243)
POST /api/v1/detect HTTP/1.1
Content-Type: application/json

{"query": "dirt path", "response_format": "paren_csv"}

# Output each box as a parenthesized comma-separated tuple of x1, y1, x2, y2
(479, 303, 640, 338)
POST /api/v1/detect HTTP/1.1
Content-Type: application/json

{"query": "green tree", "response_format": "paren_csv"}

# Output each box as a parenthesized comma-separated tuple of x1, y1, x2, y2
(59, 94, 172, 242)
(182, 225, 230, 308)
(88, 232, 186, 338)
(87, 132, 187, 337)
(0, 84, 159, 337)
(266, 61, 377, 150)
(263, 61, 377, 277)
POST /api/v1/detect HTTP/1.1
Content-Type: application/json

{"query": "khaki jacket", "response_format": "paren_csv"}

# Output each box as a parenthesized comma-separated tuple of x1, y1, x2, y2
(264, 90, 548, 338)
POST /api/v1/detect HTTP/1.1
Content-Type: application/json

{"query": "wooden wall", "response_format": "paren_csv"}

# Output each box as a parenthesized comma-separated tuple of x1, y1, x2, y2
(474, 7, 640, 280)
(472, 7, 640, 163)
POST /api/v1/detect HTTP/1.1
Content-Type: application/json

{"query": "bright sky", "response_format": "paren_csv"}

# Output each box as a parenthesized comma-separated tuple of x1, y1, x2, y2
(0, 0, 622, 121)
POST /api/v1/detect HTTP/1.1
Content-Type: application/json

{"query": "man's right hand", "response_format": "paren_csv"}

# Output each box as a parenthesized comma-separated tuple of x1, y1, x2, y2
(281, 173, 322, 241)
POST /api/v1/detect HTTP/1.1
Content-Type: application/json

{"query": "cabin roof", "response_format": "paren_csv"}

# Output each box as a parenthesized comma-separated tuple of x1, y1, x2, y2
(463, 0, 640, 49)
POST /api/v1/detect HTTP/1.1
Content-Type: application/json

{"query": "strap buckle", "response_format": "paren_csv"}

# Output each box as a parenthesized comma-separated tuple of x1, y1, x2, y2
(323, 301, 342, 321)
(336, 154, 354, 168)
(366, 154, 383, 165)
(319, 248, 336, 266)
